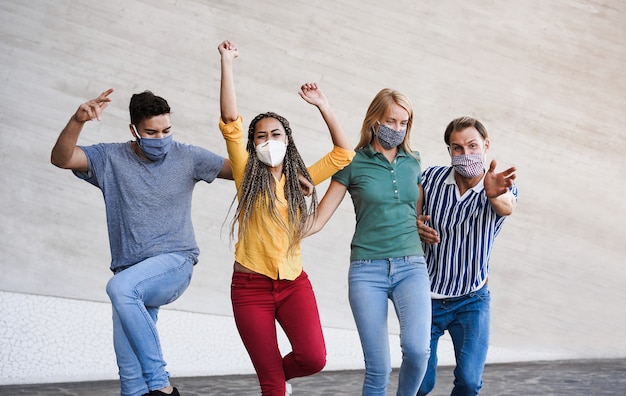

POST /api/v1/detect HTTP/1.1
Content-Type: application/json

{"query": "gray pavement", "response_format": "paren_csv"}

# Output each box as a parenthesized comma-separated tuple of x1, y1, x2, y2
(1, 358, 625, 395)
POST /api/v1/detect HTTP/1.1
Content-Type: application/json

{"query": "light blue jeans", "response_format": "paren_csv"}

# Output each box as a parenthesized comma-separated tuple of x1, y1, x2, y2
(348, 255, 431, 396)
(106, 253, 194, 396)
(417, 285, 490, 396)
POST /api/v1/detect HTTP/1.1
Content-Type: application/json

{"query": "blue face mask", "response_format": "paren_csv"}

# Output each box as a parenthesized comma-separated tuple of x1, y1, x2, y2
(136, 133, 173, 161)
(375, 124, 406, 150)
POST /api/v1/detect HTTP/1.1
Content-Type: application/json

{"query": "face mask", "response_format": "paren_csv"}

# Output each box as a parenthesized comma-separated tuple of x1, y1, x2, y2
(375, 124, 406, 150)
(255, 139, 287, 167)
(451, 153, 485, 178)
(136, 133, 173, 161)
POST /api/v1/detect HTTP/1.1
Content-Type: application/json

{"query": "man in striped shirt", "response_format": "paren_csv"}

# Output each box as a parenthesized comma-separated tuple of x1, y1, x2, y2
(416, 116, 518, 396)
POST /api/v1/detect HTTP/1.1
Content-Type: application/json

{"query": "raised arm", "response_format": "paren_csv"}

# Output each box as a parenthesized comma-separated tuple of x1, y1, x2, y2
(218, 41, 239, 123)
(298, 83, 351, 150)
(51, 88, 114, 171)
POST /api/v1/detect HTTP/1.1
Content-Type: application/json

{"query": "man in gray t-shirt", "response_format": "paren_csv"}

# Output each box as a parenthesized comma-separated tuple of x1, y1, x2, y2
(51, 88, 232, 396)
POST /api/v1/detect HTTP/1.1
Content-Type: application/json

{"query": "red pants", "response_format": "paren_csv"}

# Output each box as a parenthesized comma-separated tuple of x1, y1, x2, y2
(231, 270, 327, 396)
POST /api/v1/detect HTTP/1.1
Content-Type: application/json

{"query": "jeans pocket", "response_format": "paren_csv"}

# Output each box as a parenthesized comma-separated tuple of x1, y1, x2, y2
(350, 259, 370, 268)
(406, 255, 426, 266)
(474, 288, 491, 303)
(231, 274, 251, 289)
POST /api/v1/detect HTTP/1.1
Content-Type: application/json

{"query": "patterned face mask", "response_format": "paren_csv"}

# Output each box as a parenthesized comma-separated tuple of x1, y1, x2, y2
(451, 153, 485, 178)
(375, 124, 406, 150)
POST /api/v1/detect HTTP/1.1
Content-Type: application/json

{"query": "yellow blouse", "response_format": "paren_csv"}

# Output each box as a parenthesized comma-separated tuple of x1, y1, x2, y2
(220, 116, 355, 280)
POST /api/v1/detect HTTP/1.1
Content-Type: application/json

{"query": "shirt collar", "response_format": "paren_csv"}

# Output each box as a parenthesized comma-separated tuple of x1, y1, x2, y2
(444, 168, 485, 193)
(362, 145, 408, 158)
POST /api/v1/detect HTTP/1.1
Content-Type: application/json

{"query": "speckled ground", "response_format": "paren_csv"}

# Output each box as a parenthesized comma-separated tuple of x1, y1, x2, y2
(2, 358, 625, 396)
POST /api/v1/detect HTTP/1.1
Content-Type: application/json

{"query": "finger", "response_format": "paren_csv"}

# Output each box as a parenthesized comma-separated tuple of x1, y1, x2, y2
(505, 166, 517, 178)
(489, 159, 497, 172)
(100, 87, 114, 99)
(85, 102, 102, 121)
(90, 90, 113, 120)
(79, 103, 96, 121)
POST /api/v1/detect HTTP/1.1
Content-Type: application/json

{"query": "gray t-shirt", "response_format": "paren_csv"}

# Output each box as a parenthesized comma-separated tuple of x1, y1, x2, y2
(74, 141, 225, 272)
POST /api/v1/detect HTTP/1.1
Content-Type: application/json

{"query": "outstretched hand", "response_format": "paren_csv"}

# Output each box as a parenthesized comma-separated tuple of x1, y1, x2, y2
(298, 83, 328, 108)
(484, 159, 516, 199)
(218, 40, 239, 61)
(73, 88, 114, 123)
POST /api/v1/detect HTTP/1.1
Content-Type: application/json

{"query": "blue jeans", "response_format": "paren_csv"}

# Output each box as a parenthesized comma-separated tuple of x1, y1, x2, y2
(106, 253, 194, 396)
(417, 285, 491, 396)
(348, 256, 431, 396)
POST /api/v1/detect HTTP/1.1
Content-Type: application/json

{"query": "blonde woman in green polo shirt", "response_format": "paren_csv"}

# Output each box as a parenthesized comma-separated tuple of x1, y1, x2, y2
(307, 89, 431, 396)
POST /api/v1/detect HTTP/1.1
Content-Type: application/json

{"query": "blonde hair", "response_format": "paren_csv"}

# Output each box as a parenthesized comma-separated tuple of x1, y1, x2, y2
(356, 88, 417, 158)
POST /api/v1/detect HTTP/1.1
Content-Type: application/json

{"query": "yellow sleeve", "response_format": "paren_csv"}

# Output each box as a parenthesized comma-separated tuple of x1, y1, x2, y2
(219, 116, 248, 190)
(307, 146, 355, 185)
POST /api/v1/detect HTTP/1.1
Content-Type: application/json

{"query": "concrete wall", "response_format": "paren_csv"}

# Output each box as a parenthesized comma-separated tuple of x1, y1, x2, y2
(1, 0, 625, 385)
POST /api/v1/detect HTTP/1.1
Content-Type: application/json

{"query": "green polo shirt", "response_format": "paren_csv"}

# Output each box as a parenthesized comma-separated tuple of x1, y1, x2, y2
(332, 145, 424, 261)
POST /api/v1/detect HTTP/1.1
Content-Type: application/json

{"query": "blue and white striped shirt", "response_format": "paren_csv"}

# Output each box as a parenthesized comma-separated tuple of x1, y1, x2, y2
(422, 166, 518, 297)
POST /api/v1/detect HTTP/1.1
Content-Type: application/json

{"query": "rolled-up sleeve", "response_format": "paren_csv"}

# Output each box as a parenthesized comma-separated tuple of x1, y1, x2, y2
(307, 146, 355, 185)
(219, 116, 248, 189)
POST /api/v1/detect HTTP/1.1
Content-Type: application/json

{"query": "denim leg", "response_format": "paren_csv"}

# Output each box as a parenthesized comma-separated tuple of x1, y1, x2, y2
(389, 256, 431, 396)
(349, 259, 392, 396)
(417, 300, 448, 396)
(449, 286, 490, 396)
(107, 253, 194, 396)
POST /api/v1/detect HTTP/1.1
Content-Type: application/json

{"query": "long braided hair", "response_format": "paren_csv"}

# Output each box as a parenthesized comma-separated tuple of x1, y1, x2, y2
(230, 112, 318, 255)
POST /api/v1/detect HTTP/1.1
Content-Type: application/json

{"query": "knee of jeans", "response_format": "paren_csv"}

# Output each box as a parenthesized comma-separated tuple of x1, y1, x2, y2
(405, 346, 430, 366)
(105, 275, 134, 303)
(298, 352, 326, 375)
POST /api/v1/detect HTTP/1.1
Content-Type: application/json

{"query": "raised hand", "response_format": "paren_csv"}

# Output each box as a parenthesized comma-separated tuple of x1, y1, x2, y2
(218, 40, 239, 61)
(484, 159, 516, 199)
(298, 83, 328, 108)
(73, 88, 114, 123)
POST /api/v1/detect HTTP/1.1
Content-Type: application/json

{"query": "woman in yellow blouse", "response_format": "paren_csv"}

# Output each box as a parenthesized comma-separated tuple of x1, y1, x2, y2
(217, 40, 354, 396)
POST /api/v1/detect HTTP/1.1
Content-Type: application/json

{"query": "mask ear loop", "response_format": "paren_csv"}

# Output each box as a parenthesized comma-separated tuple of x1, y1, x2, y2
(131, 124, 141, 144)
(371, 121, 380, 135)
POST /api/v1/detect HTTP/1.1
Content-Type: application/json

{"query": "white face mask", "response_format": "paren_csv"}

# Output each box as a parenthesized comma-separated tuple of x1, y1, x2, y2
(255, 140, 287, 167)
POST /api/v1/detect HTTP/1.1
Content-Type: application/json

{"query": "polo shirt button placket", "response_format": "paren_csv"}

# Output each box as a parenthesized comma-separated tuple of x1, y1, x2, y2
(391, 167, 398, 197)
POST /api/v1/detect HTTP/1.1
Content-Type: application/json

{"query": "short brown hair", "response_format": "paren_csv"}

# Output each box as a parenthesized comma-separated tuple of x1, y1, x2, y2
(444, 116, 489, 146)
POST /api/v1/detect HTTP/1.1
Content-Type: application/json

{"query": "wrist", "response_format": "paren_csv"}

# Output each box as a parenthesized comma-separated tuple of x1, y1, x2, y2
(316, 102, 331, 113)
(70, 114, 86, 124)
